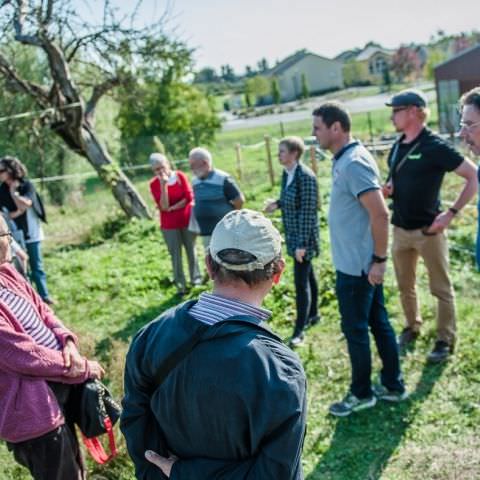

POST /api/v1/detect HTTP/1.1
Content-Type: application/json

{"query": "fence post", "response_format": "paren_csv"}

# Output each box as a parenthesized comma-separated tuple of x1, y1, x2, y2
(235, 143, 243, 181)
(367, 111, 374, 144)
(309, 145, 318, 176)
(310, 145, 321, 210)
(264, 135, 275, 187)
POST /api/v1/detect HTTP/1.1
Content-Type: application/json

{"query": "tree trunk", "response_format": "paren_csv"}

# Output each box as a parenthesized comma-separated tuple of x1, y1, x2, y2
(79, 124, 151, 219)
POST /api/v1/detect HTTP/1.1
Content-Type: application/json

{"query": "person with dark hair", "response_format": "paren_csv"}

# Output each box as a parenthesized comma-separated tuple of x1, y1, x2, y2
(0, 156, 53, 304)
(264, 136, 319, 347)
(383, 89, 477, 362)
(312, 102, 406, 417)
(0, 215, 104, 480)
(459, 87, 480, 269)
(149, 153, 201, 295)
(121, 209, 307, 480)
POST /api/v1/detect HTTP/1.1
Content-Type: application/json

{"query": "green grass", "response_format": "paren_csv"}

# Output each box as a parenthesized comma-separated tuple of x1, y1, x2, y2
(1, 111, 478, 480)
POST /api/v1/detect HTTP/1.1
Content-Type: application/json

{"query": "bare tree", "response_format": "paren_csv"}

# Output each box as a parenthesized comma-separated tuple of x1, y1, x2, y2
(0, 0, 189, 218)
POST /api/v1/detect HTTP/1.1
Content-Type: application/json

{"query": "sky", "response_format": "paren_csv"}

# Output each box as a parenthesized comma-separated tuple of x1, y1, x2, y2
(79, 0, 480, 73)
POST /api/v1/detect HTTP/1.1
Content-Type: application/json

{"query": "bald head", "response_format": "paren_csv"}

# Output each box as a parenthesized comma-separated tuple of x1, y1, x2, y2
(189, 147, 213, 179)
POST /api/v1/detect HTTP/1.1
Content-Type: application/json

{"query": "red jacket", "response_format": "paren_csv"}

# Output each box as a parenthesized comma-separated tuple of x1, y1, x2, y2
(149, 171, 193, 230)
(0, 264, 91, 443)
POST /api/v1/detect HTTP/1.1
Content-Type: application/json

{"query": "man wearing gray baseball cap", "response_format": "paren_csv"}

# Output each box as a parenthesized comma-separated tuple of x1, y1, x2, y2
(383, 89, 477, 362)
(121, 209, 307, 480)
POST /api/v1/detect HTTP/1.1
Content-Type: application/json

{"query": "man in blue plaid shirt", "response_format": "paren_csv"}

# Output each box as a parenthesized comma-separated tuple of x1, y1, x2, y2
(265, 136, 319, 346)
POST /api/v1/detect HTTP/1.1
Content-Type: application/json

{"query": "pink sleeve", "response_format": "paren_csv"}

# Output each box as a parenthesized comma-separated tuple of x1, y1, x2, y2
(178, 171, 193, 203)
(0, 319, 88, 383)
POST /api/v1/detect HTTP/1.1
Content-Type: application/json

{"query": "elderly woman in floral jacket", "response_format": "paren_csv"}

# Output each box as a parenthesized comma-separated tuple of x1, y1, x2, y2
(265, 136, 320, 346)
(0, 216, 104, 480)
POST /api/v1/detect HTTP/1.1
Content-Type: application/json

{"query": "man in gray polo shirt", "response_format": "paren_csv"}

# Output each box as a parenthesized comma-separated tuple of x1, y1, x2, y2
(312, 102, 406, 417)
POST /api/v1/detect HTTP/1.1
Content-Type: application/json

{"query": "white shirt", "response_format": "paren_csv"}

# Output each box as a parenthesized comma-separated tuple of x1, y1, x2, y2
(25, 207, 44, 243)
(285, 163, 298, 187)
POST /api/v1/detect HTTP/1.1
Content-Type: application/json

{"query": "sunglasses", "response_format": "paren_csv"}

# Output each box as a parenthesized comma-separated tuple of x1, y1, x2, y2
(392, 107, 409, 114)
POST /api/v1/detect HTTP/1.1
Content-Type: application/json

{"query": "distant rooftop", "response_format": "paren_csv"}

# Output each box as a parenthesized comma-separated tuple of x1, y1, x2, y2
(269, 49, 339, 76)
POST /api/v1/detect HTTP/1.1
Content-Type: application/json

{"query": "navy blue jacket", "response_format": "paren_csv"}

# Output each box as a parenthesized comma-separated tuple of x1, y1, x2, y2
(121, 300, 307, 479)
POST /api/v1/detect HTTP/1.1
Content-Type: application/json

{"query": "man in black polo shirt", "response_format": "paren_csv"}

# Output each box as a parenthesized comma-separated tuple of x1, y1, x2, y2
(383, 89, 477, 362)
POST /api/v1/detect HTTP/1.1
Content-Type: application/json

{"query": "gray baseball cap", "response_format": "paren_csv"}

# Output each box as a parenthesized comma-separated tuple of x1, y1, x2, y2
(210, 209, 282, 271)
(386, 89, 428, 108)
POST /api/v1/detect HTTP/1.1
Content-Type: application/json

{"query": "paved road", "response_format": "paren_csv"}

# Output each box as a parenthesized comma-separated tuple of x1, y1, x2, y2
(222, 90, 436, 132)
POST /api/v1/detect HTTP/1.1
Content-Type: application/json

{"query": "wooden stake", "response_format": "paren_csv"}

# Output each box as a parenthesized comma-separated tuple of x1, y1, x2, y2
(235, 143, 243, 180)
(309, 145, 318, 176)
(264, 135, 275, 187)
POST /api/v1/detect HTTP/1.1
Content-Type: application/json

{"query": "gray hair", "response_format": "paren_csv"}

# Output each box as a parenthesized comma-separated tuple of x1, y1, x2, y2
(149, 153, 169, 167)
(188, 147, 212, 166)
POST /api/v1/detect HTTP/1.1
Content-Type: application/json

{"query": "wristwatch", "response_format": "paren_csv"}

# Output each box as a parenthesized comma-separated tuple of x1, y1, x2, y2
(372, 254, 388, 263)
(448, 207, 459, 216)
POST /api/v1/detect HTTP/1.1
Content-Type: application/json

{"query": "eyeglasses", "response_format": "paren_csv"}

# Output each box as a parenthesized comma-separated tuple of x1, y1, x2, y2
(392, 107, 409, 114)
(0, 232, 12, 242)
(459, 120, 480, 131)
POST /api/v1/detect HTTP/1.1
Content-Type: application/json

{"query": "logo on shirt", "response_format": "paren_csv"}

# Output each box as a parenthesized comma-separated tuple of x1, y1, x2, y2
(408, 153, 422, 160)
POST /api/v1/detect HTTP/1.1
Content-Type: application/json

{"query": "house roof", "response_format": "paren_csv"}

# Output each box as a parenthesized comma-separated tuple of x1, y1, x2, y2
(434, 43, 480, 70)
(355, 45, 394, 62)
(334, 49, 360, 62)
(269, 49, 339, 76)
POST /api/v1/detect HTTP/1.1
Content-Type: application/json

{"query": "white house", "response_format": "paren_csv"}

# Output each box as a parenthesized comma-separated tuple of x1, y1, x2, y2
(269, 49, 344, 102)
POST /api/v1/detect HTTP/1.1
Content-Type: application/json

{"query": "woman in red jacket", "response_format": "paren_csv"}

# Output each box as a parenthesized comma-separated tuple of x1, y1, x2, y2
(149, 153, 201, 295)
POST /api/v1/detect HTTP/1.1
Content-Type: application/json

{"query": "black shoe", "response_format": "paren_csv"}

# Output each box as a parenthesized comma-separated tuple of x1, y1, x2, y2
(289, 332, 304, 347)
(306, 315, 320, 328)
(398, 327, 419, 351)
(427, 340, 453, 363)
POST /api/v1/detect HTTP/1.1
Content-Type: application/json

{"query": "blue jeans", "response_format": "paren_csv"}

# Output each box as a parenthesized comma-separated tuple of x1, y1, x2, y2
(335, 271, 404, 399)
(26, 241, 50, 300)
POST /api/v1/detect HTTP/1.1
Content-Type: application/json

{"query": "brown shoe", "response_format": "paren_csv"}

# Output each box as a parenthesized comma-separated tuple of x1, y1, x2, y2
(398, 327, 419, 350)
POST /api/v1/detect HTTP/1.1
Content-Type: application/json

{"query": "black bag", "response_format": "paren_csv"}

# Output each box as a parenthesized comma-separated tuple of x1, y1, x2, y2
(68, 379, 122, 464)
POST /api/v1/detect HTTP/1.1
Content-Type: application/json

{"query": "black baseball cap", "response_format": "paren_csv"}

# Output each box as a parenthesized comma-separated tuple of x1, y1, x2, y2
(386, 89, 428, 108)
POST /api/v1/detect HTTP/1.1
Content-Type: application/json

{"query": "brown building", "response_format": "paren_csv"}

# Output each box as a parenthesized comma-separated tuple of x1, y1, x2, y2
(435, 44, 480, 133)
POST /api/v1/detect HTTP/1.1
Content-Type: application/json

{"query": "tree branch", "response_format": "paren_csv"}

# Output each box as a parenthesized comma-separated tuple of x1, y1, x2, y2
(0, 51, 50, 106)
(85, 76, 120, 121)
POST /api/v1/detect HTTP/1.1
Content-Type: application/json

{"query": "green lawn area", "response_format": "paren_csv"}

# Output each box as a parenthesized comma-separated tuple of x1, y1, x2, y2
(1, 112, 479, 480)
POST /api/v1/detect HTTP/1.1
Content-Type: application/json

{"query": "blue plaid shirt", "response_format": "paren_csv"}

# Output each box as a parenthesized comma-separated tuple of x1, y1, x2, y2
(278, 162, 319, 260)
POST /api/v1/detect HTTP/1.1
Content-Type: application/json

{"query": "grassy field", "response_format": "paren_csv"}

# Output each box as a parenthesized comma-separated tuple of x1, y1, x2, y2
(1, 108, 479, 480)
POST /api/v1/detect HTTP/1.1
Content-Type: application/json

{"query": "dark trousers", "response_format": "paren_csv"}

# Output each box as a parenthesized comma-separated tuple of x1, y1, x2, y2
(7, 384, 85, 480)
(335, 271, 404, 399)
(293, 258, 318, 335)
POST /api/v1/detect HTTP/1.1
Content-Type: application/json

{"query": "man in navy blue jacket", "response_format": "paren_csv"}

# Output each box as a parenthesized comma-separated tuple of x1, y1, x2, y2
(121, 209, 307, 479)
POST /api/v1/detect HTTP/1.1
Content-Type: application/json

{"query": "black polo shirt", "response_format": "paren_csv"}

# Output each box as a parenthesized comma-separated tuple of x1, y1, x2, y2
(388, 128, 464, 230)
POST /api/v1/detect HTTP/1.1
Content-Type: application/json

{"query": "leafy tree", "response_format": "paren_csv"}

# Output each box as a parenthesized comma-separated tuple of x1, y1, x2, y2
(383, 66, 392, 91)
(244, 91, 252, 108)
(390, 46, 422, 82)
(300, 74, 309, 100)
(245, 75, 270, 105)
(194, 67, 219, 84)
(271, 78, 281, 105)
(220, 64, 236, 82)
(0, 0, 192, 218)
(117, 71, 221, 162)
(257, 58, 269, 73)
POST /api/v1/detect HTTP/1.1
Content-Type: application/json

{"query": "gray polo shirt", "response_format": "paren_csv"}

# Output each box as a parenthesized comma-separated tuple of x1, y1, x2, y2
(328, 142, 380, 276)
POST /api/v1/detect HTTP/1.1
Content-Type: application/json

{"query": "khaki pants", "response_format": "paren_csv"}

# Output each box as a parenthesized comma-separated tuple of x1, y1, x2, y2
(392, 226, 456, 345)
(162, 228, 201, 291)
